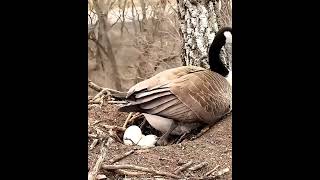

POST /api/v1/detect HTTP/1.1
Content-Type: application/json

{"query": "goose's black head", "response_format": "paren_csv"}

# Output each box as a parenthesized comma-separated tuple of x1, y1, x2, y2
(208, 27, 232, 77)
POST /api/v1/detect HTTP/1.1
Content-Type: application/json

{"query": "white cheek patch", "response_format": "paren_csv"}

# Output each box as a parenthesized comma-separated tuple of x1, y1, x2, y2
(224, 31, 232, 44)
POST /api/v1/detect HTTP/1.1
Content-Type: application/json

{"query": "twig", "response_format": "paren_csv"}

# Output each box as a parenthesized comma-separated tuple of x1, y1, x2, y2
(110, 15, 121, 28)
(115, 169, 146, 176)
(102, 125, 126, 132)
(107, 100, 128, 104)
(123, 112, 133, 128)
(106, 136, 115, 146)
(93, 88, 111, 101)
(174, 160, 194, 174)
(88, 79, 124, 94)
(188, 162, 208, 171)
(108, 129, 122, 143)
(210, 168, 230, 179)
(88, 79, 103, 92)
(88, 104, 100, 110)
(90, 139, 99, 150)
(204, 165, 220, 177)
(92, 119, 118, 126)
(89, 101, 102, 105)
(96, 174, 107, 180)
(128, 113, 143, 124)
(88, 139, 108, 180)
(102, 164, 181, 179)
(89, 134, 99, 139)
(109, 150, 135, 164)
(190, 126, 211, 140)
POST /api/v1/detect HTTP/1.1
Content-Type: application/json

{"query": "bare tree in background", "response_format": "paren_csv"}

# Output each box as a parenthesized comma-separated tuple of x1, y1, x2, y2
(139, 0, 147, 31)
(176, 0, 232, 68)
(90, 0, 122, 91)
(120, 0, 128, 37)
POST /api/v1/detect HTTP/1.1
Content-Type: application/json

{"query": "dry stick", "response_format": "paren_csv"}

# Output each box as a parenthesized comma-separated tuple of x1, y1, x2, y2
(102, 125, 126, 132)
(89, 139, 99, 150)
(123, 112, 133, 128)
(88, 79, 103, 92)
(89, 101, 102, 104)
(88, 104, 100, 110)
(88, 80, 124, 94)
(93, 88, 110, 101)
(109, 150, 135, 164)
(99, 94, 105, 107)
(96, 174, 107, 180)
(102, 164, 181, 179)
(108, 129, 122, 143)
(88, 139, 108, 180)
(107, 100, 127, 104)
(210, 168, 230, 179)
(174, 160, 194, 174)
(92, 119, 117, 126)
(204, 165, 220, 177)
(128, 113, 143, 124)
(115, 169, 146, 176)
(89, 134, 98, 138)
(189, 162, 208, 171)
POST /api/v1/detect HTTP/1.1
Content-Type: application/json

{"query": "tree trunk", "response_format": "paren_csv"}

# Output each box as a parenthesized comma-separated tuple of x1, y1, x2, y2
(131, 0, 138, 34)
(93, 0, 122, 91)
(120, 0, 128, 37)
(139, 0, 147, 32)
(176, 0, 231, 69)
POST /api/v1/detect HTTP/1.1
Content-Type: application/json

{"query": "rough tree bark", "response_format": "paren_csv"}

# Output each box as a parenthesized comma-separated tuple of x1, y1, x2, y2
(176, 0, 231, 69)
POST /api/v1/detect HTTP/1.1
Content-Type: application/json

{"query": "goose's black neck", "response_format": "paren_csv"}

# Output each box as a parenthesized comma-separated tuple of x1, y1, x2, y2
(208, 27, 232, 77)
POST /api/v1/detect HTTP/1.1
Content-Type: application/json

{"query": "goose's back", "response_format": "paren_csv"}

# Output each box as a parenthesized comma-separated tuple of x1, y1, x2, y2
(122, 66, 231, 124)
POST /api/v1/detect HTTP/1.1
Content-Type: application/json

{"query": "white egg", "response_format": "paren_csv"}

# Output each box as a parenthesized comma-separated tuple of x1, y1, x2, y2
(137, 134, 158, 148)
(123, 125, 143, 145)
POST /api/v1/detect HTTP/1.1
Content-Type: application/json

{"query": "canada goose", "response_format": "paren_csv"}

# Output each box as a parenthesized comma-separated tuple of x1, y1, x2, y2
(119, 27, 232, 146)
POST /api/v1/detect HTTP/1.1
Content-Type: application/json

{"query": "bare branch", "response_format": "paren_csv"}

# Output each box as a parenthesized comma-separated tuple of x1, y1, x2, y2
(107, 100, 128, 104)
(204, 165, 220, 177)
(123, 112, 133, 128)
(102, 164, 181, 179)
(109, 150, 135, 164)
(174, 160, 194, 174)
(188, 162, 208, 171)
(115, 169, 146, 176)
(93, 88, 111, 101)
(102, 125, 126, 132)
(89, 139, 99, 150)
(88, 139, 108, 180)
(88, 80, 125, 94)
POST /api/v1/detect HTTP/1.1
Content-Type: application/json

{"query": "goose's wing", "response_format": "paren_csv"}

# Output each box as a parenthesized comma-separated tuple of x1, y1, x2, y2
(119, 66, 231, 124)
(170, 70, 232, 124)
(119, 66, 204, 122)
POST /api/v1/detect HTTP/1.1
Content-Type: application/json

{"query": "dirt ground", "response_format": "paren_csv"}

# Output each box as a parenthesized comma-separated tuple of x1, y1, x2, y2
(88, 103, 232, 179)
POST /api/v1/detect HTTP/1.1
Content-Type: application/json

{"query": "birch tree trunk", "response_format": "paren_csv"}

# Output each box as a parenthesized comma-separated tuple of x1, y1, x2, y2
(176, 0, 231, 69)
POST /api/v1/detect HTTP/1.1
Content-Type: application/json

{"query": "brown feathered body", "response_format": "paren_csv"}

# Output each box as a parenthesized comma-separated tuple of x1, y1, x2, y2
(119, 66, 232, 135)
